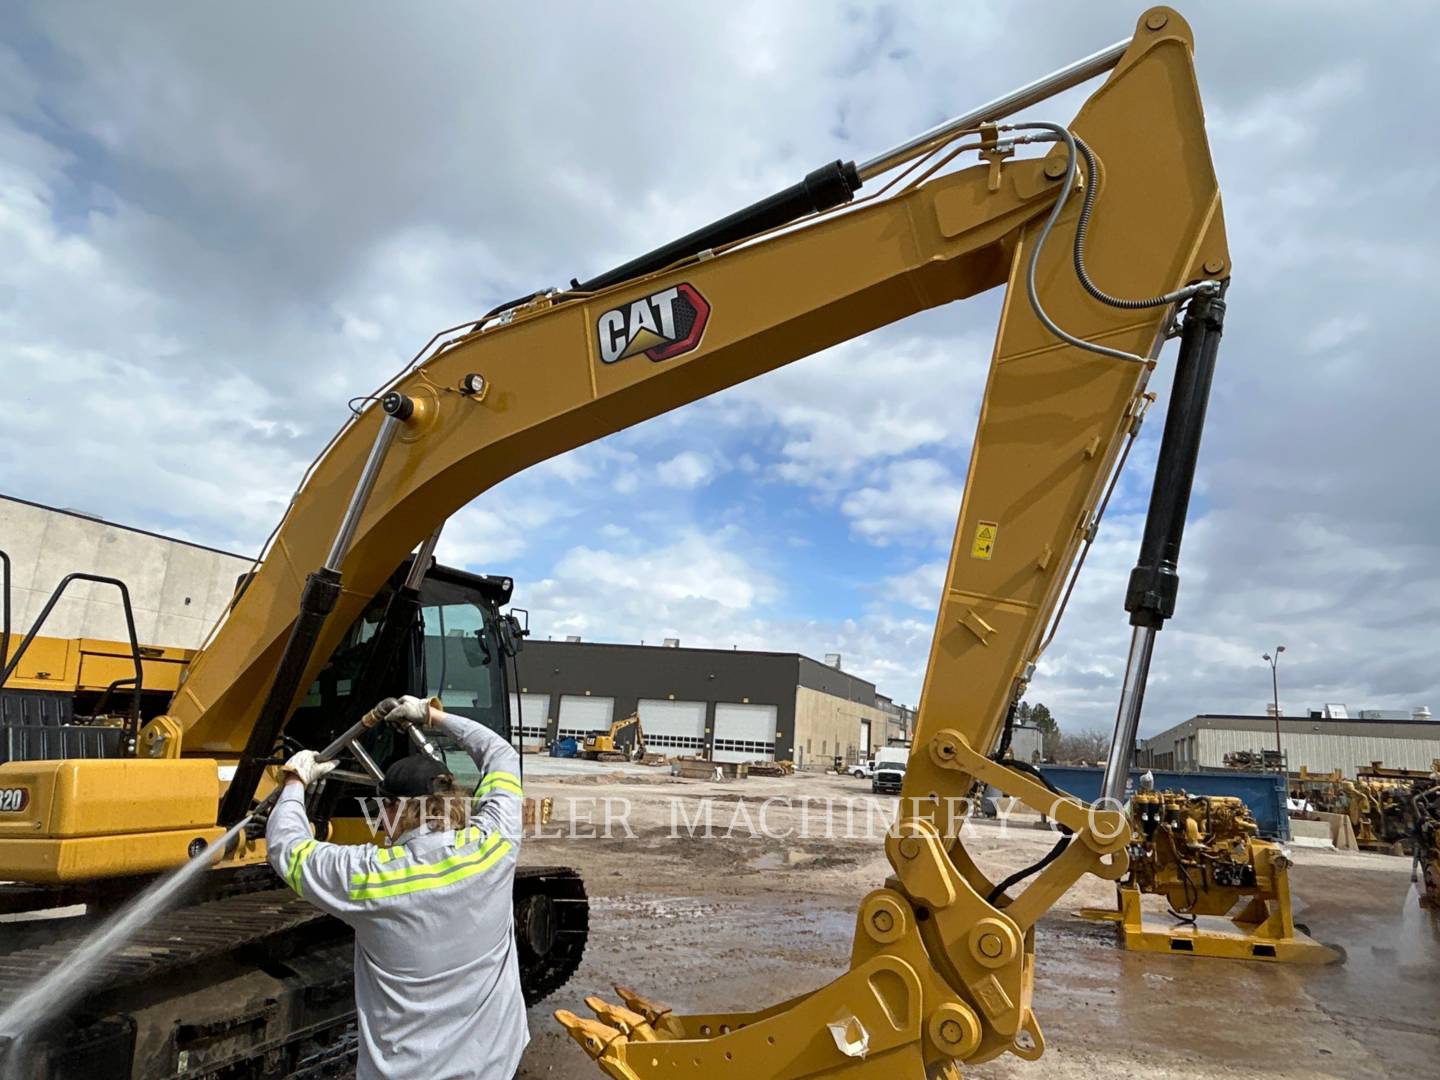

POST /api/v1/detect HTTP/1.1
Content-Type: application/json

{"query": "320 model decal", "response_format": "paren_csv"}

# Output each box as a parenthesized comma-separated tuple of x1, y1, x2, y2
(0, 788, 29, 813)
(596, 283, 710, 365)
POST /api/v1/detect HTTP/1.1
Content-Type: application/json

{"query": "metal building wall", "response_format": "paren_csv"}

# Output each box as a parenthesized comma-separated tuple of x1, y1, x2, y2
(1, 495, 252, 649)
(1197, 727, 1440, 777)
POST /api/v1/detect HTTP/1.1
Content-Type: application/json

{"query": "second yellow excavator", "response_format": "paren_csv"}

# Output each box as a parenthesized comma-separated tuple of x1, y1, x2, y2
(2, 7, 1251, 1077)
(581, 713, 645, 761)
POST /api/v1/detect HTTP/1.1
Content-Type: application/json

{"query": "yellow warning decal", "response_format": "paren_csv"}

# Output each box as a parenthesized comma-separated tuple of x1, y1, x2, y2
(971, 520, 998, 560)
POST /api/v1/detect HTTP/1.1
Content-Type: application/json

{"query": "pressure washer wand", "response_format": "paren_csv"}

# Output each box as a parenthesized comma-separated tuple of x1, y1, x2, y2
(249, 701, 394, 819)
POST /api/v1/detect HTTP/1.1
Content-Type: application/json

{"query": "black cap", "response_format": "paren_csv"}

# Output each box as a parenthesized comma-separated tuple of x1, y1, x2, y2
(379, 754, 452, 798)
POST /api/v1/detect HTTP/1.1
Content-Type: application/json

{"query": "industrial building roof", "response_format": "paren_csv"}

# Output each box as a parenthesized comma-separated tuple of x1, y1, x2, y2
(1147, 712, 1440, 743)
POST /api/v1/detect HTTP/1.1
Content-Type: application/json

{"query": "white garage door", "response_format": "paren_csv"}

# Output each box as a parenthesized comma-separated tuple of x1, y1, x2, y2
(713, 702, 777, 763)
(557, 695, 614, 741)
(509, 693, 550, 751)
(637, 699, 707, 756)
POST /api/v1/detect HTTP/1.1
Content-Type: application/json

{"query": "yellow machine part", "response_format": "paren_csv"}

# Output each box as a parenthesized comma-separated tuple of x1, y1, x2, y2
(0, 758, 237, 883)
(1, 635, 195, 696)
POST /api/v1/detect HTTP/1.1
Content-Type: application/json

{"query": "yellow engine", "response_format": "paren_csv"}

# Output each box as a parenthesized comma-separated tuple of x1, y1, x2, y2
(1127, 792, 1261, 916)
(1079, 790, 1341, 964)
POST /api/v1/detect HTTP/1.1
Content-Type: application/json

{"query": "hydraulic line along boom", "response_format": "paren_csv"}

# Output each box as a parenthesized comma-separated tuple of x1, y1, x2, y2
(570, 37, 1132, 294)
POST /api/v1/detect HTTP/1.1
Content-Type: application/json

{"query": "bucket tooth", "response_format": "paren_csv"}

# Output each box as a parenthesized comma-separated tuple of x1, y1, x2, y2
(585, 995, 657, 1041)
(555, 1009, 626, 1059)
(614, 984, 673, 1025)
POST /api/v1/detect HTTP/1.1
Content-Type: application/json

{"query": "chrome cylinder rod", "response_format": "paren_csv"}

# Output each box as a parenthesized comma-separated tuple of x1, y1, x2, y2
(402, 526, 444, 590)
(857, 37, 1131, 182)
(325, 392, 414, 572)
(1100, 625, 1156, 805)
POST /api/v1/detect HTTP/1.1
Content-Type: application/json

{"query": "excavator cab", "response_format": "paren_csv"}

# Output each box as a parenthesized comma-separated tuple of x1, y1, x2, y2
(293, 562, 522, 830)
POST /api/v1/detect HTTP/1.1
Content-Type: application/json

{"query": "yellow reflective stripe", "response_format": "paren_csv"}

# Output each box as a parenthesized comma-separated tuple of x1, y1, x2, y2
(286, 839, 318, 896)
(350, 839, 512, 900)
(376, 846, 395, 864)
(478, 771, 521, 792)
(477, 771, 523, 797)
(350, 832, 503, 889)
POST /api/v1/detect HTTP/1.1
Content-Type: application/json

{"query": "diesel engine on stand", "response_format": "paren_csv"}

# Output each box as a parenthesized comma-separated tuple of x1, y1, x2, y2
(1079, 789, 1341, 964)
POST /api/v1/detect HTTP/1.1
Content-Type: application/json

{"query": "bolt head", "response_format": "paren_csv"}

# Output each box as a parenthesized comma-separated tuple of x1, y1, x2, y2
(1145, 11, 1169, 30)
(979, 932, 1003, 958)
(872, 910, 895, 933)
(1203, 258, 1225, 275)
(939, 1019, 963, 1044)
(898, 837, 921, 859)
(1044, 158, 1067, 179)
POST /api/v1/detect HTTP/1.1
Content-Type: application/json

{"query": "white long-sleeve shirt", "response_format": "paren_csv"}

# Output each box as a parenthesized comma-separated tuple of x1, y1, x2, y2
(266, 712, 527, 1079)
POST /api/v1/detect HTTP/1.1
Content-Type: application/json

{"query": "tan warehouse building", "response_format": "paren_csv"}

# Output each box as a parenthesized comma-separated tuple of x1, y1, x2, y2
(1140, 711, 1440, 778)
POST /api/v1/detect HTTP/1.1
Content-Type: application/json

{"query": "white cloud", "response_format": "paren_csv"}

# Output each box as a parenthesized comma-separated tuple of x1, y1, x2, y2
(839, 458, 964, 546)
(655, 451, 717, 490)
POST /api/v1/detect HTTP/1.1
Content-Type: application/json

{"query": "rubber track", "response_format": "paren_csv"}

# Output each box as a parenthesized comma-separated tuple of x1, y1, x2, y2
(0, 866, 586, 1013)
(0, 889, 332, 1013)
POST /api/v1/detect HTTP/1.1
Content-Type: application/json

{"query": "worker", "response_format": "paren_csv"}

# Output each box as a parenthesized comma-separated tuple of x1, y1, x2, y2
(267, 695, 527, 1079)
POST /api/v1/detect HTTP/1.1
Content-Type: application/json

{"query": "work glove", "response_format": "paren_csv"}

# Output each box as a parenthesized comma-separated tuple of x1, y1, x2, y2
(383, 694, 438, 728)
(361, 696, 401, 728)
(281, 749, 338, 787)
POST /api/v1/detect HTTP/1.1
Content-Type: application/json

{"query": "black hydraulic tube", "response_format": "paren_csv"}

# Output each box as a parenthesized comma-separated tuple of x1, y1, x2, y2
(1123, 289, 1227, 631)
(572, 160, 861, 293)
(1101, 289, 1227, 803)
(1, 549, 10, 674)
(218, 566, 344, 825)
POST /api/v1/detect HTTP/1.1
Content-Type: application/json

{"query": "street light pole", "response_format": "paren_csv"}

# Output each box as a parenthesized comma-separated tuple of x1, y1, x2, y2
(1262, 645, 1286, 775)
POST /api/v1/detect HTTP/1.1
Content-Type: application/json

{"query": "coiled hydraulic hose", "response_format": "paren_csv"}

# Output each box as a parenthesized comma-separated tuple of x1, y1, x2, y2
(1003, 121, 1220, 363)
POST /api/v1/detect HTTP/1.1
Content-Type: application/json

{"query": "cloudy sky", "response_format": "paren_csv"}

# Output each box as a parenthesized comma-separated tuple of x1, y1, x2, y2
(1, 2, 1435, 738)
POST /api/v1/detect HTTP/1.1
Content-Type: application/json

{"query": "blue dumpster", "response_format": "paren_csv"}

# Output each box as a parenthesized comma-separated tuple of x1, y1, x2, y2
(1038, 765, 1290, 841)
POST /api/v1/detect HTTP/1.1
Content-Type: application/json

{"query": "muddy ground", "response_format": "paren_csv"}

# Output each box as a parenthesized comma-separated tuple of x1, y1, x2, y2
(514, 762, 1439, 1079)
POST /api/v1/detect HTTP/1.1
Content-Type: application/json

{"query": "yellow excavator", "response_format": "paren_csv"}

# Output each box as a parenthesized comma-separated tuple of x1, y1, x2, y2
(581, 713, 645, 761)
(2, 7, 1240, 1076)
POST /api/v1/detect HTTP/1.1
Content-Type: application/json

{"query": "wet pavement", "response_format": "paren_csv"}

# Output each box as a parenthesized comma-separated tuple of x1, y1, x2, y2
(516, 772, 1440, 1079)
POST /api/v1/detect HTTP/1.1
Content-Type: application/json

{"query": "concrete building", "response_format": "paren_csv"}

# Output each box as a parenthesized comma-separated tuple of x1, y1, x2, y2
(1, 495, 251, 649)
(1139, 710, 1440, 777)
(875, 694, 916, 745)
(513, 639, 895, 767)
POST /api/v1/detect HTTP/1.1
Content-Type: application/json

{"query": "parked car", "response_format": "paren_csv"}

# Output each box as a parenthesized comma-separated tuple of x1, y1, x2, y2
(848, 759, 874, 778)
(871, 746, 909, 795)
(872, 761, 905, 794)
